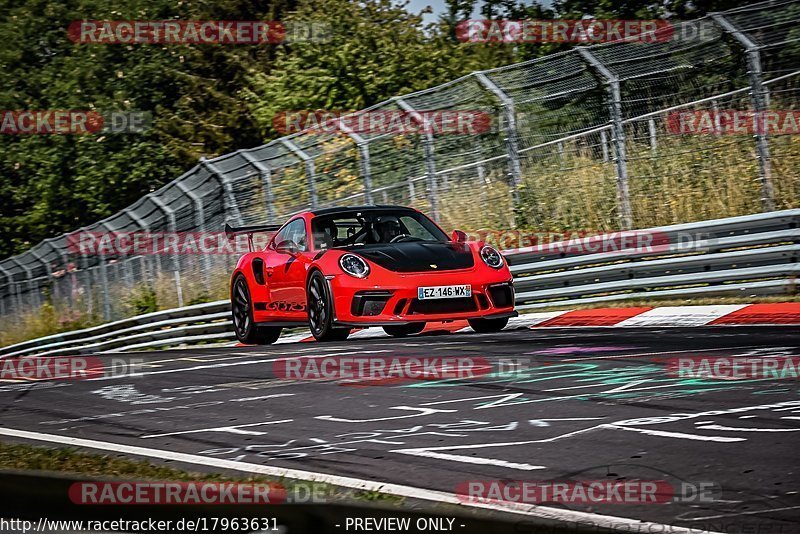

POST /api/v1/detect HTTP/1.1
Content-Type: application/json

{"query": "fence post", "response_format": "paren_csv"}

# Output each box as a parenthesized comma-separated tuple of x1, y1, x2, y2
(577, 47, 633, 230)
(120, 257, 134, 290)
(147, 197, 184, 308)
(9, 258, 35, 312)
(396, 97, 439, 221)
(71, 229, 95, 318)
(125, 206, 160, 284)
(648, 119, 658, 154)
(44, 238, 72, 308)
(28, 248, 50, 310)
(98, 260, 111, 321)
(96, 223, 117, 321)
(711, 13, 775, 212)
(711, 99, 722, 136)
(175, 180, 212, 294)
(239, 151, 276, 222)
(280, 139, 319, 209)
(200, 159, 244, 225)
(336, 123, 373, 204)
(0, 266, 12, 321)
(474, 71, 522, 201)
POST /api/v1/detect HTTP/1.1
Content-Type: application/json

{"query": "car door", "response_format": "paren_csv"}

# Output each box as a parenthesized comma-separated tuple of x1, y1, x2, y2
(264, 217, 310, 320)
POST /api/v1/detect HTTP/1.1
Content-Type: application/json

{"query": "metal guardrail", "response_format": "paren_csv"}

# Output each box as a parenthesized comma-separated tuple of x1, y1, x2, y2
(509, 209, 799, 310)
(1, 210, 797, 357)
(0, 301, 232, 358)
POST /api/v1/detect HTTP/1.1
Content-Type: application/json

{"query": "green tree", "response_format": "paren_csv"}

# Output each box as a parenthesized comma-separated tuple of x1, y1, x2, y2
(0, 0, 290, 257)
(243, 0, 511, 138)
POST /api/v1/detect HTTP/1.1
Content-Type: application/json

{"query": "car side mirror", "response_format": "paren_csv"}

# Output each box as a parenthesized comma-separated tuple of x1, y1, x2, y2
(275, 239, 299, 255)
(451, 230, 467, 243)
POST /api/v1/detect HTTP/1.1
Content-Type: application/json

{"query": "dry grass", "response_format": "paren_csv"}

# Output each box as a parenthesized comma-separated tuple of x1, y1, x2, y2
(441, 135, 800, 233)
(0, 301, 99, 348)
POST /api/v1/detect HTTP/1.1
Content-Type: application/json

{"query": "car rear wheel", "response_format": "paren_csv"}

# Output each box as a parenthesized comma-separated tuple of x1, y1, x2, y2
(382, 322, 425, 337)
(307, 271, 350, 342)
(232, 275, 282, 344)
(468, 317, 509, 333)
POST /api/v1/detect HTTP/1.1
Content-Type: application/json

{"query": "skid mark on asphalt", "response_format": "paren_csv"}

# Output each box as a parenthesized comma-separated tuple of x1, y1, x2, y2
(141, 418, 294, 439)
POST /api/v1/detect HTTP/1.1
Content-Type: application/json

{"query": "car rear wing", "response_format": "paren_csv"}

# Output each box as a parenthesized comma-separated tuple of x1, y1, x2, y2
(224, 222, 282, 252)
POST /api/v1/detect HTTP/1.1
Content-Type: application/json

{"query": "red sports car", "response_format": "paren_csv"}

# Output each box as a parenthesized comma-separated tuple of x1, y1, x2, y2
(226, 205, 516, 343)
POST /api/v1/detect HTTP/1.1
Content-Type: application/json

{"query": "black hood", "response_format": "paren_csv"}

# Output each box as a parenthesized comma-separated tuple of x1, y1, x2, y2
(349, 242, 474, 272)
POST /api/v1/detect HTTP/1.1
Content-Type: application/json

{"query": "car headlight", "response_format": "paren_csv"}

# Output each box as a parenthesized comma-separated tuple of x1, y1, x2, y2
(339, 253, 370, 278)
(480, 245, 504, 268)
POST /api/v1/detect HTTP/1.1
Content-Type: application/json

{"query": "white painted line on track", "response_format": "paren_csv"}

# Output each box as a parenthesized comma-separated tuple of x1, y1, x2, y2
(393, 450, 546, 471)
(604, 424, 745, 442)
(0, 426, 722, 534)
(140, 419, 294, 439)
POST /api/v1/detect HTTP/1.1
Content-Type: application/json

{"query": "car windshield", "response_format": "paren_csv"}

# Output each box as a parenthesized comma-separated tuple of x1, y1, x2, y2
(311, 209, 448, 249)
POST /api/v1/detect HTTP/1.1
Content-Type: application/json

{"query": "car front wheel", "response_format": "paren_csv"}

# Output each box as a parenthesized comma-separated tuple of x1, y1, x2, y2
(307, 271, 350, 342)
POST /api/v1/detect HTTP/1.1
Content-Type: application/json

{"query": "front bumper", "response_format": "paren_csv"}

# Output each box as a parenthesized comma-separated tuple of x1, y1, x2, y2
(328, 270, 516, 325)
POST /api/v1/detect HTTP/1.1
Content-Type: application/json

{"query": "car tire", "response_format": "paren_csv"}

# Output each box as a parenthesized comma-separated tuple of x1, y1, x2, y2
(468, 317, 509, 333)
(382, 322, 425, 337)
(231, 275, 282, 344)
(307, 271, 350, 342)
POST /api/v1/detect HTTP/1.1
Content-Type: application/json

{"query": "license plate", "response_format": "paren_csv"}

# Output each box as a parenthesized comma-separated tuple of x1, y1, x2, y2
(417, 285, 472, 300)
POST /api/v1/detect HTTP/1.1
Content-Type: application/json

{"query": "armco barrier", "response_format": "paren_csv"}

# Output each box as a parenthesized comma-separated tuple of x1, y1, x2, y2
(1, 210, 797, 357)
(0, 300, 232, 358)
(509, 209, 799, 309)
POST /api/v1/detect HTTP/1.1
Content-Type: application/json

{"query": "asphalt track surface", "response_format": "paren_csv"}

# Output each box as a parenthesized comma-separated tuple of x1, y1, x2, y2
(1, 325, 799, 533)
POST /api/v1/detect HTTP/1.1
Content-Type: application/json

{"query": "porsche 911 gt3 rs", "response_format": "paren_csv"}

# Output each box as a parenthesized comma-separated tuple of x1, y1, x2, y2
(226, 205, 516, 343)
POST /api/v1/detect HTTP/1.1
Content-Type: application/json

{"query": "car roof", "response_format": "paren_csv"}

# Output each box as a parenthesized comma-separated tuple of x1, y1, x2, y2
(309, 205, 417, 217)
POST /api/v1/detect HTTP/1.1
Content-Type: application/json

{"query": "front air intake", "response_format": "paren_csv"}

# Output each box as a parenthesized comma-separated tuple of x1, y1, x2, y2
(351, 291, 392, 316)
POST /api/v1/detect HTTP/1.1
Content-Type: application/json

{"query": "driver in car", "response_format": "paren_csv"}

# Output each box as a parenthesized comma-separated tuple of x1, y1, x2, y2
(373, 217, 403, 243)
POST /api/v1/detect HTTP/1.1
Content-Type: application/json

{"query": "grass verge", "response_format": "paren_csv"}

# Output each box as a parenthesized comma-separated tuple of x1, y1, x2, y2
(0, 442, 403, 505)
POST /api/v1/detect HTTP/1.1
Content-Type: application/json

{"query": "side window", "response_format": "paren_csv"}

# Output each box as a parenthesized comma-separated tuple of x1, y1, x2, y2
(273, 219, 308, 251)
(272, 225, 290, 249)
(291, 219, 308, 251)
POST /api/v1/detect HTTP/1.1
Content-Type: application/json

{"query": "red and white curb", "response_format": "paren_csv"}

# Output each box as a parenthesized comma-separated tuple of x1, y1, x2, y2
(232, 303, 800, 346)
